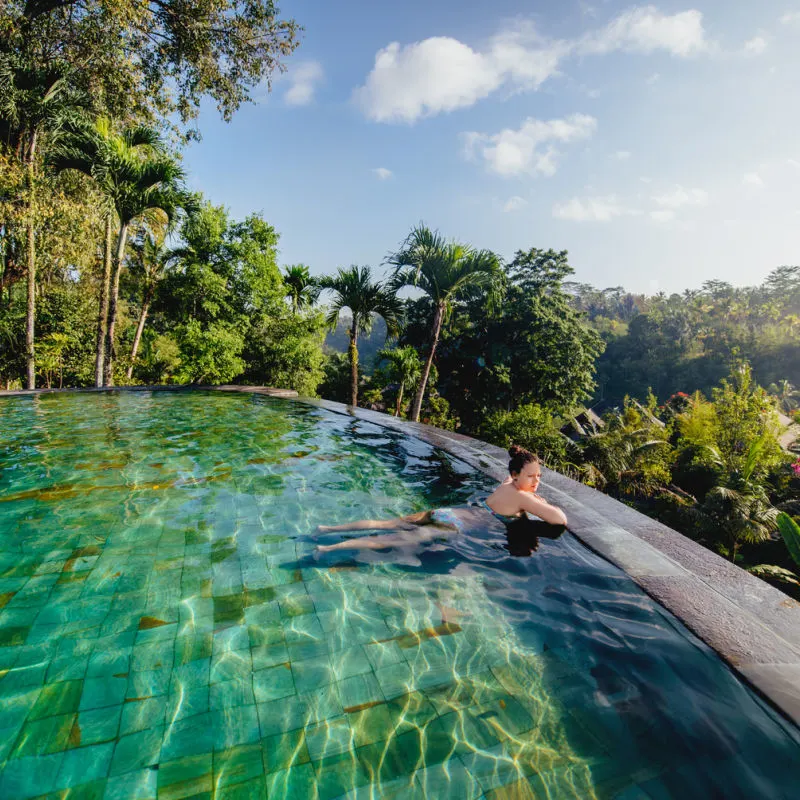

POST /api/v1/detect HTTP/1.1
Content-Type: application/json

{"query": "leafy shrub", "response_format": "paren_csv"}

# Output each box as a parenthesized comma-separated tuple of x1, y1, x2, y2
(479, 404, 569, 469)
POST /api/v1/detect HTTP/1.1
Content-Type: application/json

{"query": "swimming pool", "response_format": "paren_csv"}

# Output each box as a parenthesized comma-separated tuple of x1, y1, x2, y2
(0, 391, 798, 799)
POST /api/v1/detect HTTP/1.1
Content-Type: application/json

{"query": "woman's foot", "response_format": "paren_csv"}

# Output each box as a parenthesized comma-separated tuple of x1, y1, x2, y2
(315, 525, 332, 535)
(314, 543, 333, 553)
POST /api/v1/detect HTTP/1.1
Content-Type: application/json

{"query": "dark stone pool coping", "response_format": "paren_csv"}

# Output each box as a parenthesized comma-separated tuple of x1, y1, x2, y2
(2, 385, 799, 730)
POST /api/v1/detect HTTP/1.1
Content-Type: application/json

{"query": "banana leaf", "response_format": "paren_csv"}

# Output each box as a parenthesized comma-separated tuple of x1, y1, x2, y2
(776, 512, 800, 567)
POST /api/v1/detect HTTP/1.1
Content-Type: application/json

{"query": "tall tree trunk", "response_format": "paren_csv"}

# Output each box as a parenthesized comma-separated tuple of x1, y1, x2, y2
(409, 303, 444, 423)
(95, 215, 113, 387)
(126, 290, 152, 381)
(24, 132, 38, 390)
(395, 381, 405, 417)
(349, 321, 359, 407)
(104, 223, 129, 387)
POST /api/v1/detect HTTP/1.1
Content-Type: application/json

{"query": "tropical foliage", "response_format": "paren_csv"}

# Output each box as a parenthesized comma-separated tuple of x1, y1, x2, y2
(566, 268, 800, 407)
(376, 346, 421, 417)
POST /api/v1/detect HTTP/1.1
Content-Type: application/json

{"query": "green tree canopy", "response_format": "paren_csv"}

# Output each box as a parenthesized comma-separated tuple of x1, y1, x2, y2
(2, 0, 300, 129)
(400, 247, 604, 430)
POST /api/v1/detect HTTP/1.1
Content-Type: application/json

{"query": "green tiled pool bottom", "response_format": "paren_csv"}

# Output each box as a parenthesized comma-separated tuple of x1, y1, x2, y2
(1, 392, 799, 799)
(0, 547, 598, 799)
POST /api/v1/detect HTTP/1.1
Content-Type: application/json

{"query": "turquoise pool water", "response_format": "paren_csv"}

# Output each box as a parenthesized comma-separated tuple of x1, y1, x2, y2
(0, 391, 798, 799)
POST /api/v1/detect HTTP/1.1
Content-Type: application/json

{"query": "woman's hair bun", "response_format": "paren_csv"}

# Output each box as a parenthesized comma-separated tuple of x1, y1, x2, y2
(507, 444, 539, 474)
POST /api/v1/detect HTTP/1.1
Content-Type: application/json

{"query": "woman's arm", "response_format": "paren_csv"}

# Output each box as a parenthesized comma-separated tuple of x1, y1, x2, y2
(520, 493, 568, 526)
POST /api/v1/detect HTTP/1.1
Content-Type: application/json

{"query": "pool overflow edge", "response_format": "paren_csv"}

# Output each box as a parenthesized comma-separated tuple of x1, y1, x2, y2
(2, 383, 799, 731)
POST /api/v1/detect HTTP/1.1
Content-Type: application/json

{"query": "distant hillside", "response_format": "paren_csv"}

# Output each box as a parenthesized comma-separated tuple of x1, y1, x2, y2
(324, 315, 392, 373)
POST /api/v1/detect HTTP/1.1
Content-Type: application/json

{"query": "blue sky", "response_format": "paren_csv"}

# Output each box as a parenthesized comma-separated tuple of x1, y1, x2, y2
(183, 1, 800, 293)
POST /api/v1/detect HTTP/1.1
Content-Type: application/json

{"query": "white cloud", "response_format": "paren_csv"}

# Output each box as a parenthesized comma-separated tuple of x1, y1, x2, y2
(612, 150, 631, 161)
(553, 195, 631, 222)
(555, 183, 712, 224)
(354, 7, 711, 123)
(285, 61, 324, 106)
(372, 167, 393, 180)
(353, 29, 567, 123)
(743, 36, 767, 55)
(463, 113, 597, 177)
(578, 6, 710, 58)
(780, 11, 800, 24)
(788, 159, 800, 169)
(651, 185, 709, 208)
(743, 172, 764, 186)
(646, 72, 661, 85)
(503, 196, 527, 212)
(650, 209, 676, 222)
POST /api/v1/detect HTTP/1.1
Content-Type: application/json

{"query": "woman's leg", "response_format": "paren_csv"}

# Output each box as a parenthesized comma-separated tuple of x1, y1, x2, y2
(316, 510, 432, 534)
(316, 531, 419, 552)
(316, 520, 447, 553)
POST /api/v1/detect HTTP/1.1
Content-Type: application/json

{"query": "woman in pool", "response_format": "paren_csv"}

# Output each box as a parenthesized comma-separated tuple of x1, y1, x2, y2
(314, 445, 567, 553)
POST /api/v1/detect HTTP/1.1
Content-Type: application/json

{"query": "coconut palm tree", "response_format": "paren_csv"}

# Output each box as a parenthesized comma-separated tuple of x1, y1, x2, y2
(283, 264, 319, 313)
(390, 224, 501, 422)
(378, 345, 421, 417)
(53, 117, 186, 385)
(318, 266, 402, 407)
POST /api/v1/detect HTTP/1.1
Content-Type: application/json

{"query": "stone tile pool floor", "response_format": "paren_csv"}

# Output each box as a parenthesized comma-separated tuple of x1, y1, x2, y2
(0, 534, 605, 800)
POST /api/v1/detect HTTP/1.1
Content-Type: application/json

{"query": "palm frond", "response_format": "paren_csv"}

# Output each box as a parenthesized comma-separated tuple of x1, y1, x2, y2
(318, 265, 401, 335)
(742, 433, 768, 482)
(747, 564, 800, 587)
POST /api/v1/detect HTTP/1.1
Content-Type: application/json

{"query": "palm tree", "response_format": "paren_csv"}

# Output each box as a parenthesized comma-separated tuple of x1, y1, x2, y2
(52, 117, 161, 385)
(0, 55, 80, 388)
(283, 264, 319, 313)
(579, 402, 670, 497)
(103, 160, 185, 386)
(692, 481, 778, 563)
(318, 266, 402, 407)
(53, 117, 186, 385)
(125, 230, 177, 381)
(686, 435, 779, 562)
(390, 224, 501, 422)
(378, 345, 421, 417)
